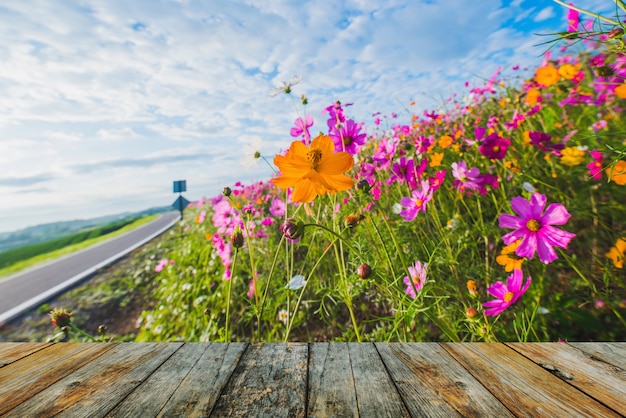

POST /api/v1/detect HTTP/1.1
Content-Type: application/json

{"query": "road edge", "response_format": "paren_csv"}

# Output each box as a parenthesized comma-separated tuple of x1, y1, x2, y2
(0, 213, 180, 326)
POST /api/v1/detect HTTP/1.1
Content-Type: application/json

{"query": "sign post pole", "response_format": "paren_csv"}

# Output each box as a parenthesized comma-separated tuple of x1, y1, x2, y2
(172, 180, 189, 219)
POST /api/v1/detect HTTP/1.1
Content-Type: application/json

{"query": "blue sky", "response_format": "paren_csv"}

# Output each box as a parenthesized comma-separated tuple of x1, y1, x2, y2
(0, 0, 612, 232)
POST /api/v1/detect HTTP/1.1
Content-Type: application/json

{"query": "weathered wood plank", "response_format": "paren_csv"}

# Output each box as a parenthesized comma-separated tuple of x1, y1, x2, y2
(0, 342, 52, 368)
(210, 343, 308, 417)
(569, 342, 626, 370)
(442, 343, 620, 417)
(157, 342, 247, 417)
(507, 342, 626, 415)
(0, 342, 115, 416)
(105, 343, 210, 417)
(376, 342, 513, 417)
(5, 342, 182, 417)
(348, 343, 410, 418)
(307, 342, 358, 418)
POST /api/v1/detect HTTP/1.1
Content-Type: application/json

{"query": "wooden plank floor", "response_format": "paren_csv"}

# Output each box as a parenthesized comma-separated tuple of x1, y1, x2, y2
(0, 342, 624, 417)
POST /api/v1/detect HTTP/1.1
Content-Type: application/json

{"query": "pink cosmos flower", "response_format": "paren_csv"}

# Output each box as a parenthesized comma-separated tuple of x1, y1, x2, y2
(567, 5, 579, 33)
(499, 193, 576, 264)
(388, 157, 416, 187)
(483, 269, 531, 316)
(403, 260, 428, 299)
(399, 180, 432, 221)
(269, 198, 286, 217)
(586, 150, 603, 180)
(290, 115, 314, 143)
(155, 258, 169, 273)
(451, 161, 483, 192)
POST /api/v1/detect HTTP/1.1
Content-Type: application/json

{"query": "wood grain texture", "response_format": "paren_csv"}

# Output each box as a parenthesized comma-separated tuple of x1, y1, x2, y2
(105, 343, 211, 417)
(157, 343, 247, 417)
(4, 342, 182, 417)
(348, 342, 410, 417)
(376, 342, 513, 417)
(307, 342, 358, 418)
(569, 342, 626, 370)
(507, 342, 626, 415)
(1, 342, 625, 417)
(0, 342, 51, 368)
(0, 342, 115, 416)
(441, 343, 620, 417)
(210, 343, 308, 417)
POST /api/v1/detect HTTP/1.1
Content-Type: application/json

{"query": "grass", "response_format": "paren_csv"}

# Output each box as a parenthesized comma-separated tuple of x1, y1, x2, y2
(0, 214, 159, 280)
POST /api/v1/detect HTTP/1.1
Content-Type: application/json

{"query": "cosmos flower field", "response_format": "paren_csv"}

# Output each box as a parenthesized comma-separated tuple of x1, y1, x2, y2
(132, 6, 626, 343)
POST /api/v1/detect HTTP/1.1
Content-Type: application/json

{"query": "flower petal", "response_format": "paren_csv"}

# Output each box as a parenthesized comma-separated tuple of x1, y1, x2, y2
(510, 196, 532, 219)
(499, 213, 525, 229)
(516, 232, 538, 259)
(529, 193, 547, 219)
(542, 203, 572, 226)
(318, 151, 354, 174)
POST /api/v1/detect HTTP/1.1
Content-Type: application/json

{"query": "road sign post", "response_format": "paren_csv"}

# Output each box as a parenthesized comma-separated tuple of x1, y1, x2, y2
(172, 180, 189, 218)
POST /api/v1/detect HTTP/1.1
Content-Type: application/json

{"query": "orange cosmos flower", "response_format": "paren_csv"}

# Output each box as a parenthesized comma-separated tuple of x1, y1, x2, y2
(606, 160, 626, 185)
(606, 238, 626, 268)
(525, 88, 541, 106)
(439, 135, 453, 149)
(615, 84, 626, 99)
(534, 65, 560, 87)
(429, 152, 444, 167)
(271, 134, 354, 202)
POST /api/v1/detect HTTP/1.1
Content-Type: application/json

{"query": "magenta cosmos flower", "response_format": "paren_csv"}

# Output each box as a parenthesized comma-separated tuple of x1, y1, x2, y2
(399, 180, 432, 221)
(403, 260, 428, 299)
(478, 133, 510, 160)
(499, 193, 576, 264)
(483, 269, 531, 316)
(330, 118, 366, 154)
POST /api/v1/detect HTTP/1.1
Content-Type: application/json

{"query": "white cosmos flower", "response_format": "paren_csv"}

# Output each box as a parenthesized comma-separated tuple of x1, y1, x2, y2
(269, 75, 301, 96)
(287, 274, 306, 290)
(239, 136, 264, 169)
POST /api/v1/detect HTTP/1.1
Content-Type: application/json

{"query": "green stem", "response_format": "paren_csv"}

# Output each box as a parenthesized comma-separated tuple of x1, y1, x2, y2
(224, 248, 239, 342)
(69, 324, 97, 342)
(284, 235, 337, 342)
(552, 0, 621, 26)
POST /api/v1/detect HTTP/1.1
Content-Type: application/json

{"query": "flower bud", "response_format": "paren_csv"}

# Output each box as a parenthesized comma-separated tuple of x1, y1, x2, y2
(230, 225, 244, 248)
(608, 27, 624, 38)
(301, 94, 308, 105)
(466, 280, 479, 297)
(222, 186, 232, 197)
(596, 66, 614, 77)
(50, 308, 72, 328)
(98, 324, 108, 335)
(356, 179, 372, 193)
(280, 218, 303, 240)
(357, 263, 372, 279)
(345, 213, 365, 228)
(465, 307, 478, 319)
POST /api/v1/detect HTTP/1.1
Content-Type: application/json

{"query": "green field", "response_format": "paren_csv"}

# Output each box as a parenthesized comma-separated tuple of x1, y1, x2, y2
(0, 214, 158, 279)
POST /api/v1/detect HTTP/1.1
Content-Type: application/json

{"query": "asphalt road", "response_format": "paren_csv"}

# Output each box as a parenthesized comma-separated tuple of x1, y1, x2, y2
(0, 211, 180, 325)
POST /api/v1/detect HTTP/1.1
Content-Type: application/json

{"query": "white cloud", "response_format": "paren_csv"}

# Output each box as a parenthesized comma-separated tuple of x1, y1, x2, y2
(0, 0, 572, 232)
(534, 6, 555, 22)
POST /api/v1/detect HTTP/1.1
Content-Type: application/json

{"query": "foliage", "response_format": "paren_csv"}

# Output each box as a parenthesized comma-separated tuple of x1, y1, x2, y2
(0, 215, 155, 273)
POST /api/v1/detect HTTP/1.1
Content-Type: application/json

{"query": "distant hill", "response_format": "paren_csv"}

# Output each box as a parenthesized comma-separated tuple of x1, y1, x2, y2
(0, 206, 171, 253)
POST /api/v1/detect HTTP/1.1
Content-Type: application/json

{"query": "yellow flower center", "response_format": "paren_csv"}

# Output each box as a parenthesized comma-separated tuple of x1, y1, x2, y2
(343, 136, 353, 146)
(414, 199, 423, 208)
(526, 219, 541, 232)
(503, 291, 514, 303)
(306, 149, 323, 169)
(493, 145, 500, 152)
